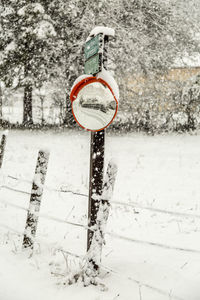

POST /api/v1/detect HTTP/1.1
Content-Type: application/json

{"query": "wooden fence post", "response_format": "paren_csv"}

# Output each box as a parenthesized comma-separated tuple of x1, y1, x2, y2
(22, 149, 49, 250)
(0, 131, 8, 169)
(84, 160, 118, 285)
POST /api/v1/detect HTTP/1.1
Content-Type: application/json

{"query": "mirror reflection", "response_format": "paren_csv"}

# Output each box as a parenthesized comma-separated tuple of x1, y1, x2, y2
(72, 82, 117, 131)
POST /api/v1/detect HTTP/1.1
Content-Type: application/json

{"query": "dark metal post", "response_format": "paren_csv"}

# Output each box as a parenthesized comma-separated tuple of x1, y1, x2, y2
(87, 130, 105, 251)
(0, 133, 7, 169)
(86, 34, 110, 252)
(23, 150, 49, 250)
(83, 159, 117, 284)
(0, 84, 3, 122)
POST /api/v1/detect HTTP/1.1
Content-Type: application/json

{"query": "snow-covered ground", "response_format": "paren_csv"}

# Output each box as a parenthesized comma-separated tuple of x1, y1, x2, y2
(1, 129, 200, 300)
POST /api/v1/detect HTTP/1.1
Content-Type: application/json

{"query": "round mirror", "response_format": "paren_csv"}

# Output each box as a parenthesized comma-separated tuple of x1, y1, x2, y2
(72, 81, 117, 131)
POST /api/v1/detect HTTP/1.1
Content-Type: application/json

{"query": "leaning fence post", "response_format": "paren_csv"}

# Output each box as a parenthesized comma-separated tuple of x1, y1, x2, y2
(22, 149, 49, 250)
(0, 131, 8, 169)
(84, 160, 118, 284)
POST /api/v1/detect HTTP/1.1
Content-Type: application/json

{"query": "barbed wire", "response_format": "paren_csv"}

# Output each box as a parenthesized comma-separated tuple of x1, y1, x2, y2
(1, 173, 88, 198)
(0, 215, 194, 300)
(2, 174, 200, 223)
(0, 197, 88, 230)
(39, 212, 87, 230)
(102, 265, 185, 300)
(2, 172, 200, 255)
(50, 247, 186, 300)
(0, 223, 23, 235)
(1, 173, 195, 218)
(7, 175, 31, 184)
(105, 231, 200, 254)
(4, 172, 200, 215)
(111, 200, 200, 220)
(0, 185, 31, 195)
(1, 196, 200, 255)
(0, 198, 27, 211)
(0, 222, 186, 300)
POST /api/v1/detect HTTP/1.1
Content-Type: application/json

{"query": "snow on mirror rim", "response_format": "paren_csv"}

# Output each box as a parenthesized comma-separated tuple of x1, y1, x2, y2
(72, 82, 117, 131)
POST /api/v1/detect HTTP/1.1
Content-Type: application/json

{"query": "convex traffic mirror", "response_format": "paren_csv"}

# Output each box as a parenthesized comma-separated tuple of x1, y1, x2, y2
(70, 75, 118, 131)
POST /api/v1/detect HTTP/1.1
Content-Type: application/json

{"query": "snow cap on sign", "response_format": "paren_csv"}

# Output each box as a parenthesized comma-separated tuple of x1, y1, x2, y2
(86, 26, 115, 41)
(70, 71, 119, 103)
(70, 74, 93, 94)
(96, 69, 119, 101)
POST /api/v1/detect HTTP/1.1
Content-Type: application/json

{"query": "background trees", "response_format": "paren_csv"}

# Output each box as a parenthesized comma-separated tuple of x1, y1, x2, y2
(0, 1, 60, 125)
(181, 74, 200, 130)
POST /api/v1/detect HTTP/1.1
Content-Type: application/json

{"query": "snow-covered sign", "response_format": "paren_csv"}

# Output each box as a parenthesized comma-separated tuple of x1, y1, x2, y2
(84, 27, 115, 75)
(84, 34, 103, 75)
(70, 71, 119, 131)
(86, 26, 115, 42)
(84, 53, 101, 75)
(85, 34, 102, 61)
(70, 26, 119, 131)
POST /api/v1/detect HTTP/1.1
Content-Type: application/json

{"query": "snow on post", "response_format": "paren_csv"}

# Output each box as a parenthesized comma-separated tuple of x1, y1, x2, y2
(83, 160, 118, 286)
(0, 131, 8, 169)
(22, 149, 49, 250)
(86, 26, 115, 42)
(65, 160, 117, 286)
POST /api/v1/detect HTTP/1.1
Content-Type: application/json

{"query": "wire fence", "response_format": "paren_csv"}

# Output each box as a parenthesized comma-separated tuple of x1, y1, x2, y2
(112, 200, 200, 220)
(1, 172, 88, 197)
(1, 174, 200, 255)
(0, 223, 23, 236)
(101, 265, 185, 300)
(0, 221, 186, 300)
(0, 171, 199, 300)
(2, 172, 200, 220)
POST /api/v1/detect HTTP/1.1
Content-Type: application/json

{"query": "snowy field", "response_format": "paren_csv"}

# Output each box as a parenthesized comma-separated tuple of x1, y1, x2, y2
(1, 129, 200, 300)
